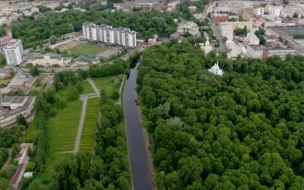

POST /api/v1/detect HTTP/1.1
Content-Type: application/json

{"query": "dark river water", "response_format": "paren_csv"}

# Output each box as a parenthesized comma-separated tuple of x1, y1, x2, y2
(123, 61, 154, 190)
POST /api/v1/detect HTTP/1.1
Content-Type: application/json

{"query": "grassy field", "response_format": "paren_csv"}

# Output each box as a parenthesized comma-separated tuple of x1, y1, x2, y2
(81, 80, 95, 94)
(0, 78, 11, 85)
(79, 98, 99, 152)
(92, 75, 122, 96)
(68, 43, 108, 56)
(0, 54, 6, 68)
(22, 117, 37, 142)
(47, 99, 82, 170)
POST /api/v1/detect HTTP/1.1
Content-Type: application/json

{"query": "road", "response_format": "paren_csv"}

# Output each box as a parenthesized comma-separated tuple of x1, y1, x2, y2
(209, 19, 228, 52)
(73, 94, 88, 154)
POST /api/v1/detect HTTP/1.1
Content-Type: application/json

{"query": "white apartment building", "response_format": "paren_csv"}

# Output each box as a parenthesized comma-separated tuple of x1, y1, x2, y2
(247, 45, 295, 60)
(177, 21, 199, 36)
(221, 25, 234, 40)
(247, 33, 260, 45)
(3, 39, 23, 66)
(82, 22, 137, 48)
(265, 5, 282, 17)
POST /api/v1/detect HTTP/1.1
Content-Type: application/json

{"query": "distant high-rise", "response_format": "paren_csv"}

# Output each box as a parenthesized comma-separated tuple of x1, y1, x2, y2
(3, 39, 24, 66)
(82, 22, 137, 48)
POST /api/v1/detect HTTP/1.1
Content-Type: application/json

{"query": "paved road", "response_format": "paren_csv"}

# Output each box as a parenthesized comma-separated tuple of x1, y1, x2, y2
(209, 19, 228, 51)
(73, 95, 88, 154)
(87, 78, 100, 97)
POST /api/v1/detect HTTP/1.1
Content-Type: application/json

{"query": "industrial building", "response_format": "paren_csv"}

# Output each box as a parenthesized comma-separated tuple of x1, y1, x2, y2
(82, 22, 137, 48)
(3, 39, 24, 66)
(247, 45, 295, 61)
(287, 38, 304, 49)
(0, 96, 35, 127)
(26, 54, 71, 67)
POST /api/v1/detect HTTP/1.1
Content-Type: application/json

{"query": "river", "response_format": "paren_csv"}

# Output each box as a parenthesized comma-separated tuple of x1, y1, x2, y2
(123, 61, 154, 190)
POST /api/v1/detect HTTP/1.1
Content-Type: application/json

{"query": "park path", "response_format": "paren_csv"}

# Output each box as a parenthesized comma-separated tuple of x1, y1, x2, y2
(87, 78, 100, 97)
(73, 79, 100, 154)
(73, 95, 88, 154)
(118, 75, 126, 105)
(1, 148, 12, 170)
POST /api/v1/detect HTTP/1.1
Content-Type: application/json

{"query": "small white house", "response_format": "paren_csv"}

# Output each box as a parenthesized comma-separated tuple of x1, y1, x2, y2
(208, 62, 223, 76)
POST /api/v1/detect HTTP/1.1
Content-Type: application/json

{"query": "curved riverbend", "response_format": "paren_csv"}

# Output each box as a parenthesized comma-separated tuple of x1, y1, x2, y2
(123, 62, 154, 190)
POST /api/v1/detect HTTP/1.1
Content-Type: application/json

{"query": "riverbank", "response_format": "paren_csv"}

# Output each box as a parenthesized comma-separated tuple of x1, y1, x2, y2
(136, 98, 156, 189)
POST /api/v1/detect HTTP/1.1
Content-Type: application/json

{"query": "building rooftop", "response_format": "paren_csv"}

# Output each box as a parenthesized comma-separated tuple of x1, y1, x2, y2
(268, 25, 304, 36)
(0, 96, 34, 119)
(10, 164, 24, 185)
(248, 33, 259, 41)
(3, 39, 21, 49)
(249, 44, 295, 51)
(2, 96, 14, 104)
(11, 96, 27, 104)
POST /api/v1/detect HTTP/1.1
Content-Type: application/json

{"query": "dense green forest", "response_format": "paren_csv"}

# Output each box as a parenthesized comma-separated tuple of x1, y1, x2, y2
(0, 126, 24, 148)
(0, 148, 8, 169)
(137, 41, 304, 189)
(0, 6, 177, 48)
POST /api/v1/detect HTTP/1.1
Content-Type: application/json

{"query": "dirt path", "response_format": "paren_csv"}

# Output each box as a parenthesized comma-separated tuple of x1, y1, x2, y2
(1, 148, 12, 170)
(73, 95, 88, 154)
(118, 75, 126, 105)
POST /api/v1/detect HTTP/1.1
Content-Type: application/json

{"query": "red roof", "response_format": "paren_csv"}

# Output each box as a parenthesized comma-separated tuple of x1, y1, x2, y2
(10, 164, 25, 185)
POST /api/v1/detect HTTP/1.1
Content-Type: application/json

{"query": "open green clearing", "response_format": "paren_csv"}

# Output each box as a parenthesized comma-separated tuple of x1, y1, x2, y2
(0, 54, 6, 68)
(81, 80, 95, 94)
(92, 75, 122, 95)
(67, 43, 108, 56)
(79, 98, 99, 152)
(47, 99, 82, 170)
(22, 118, 37, 142)
(0, 78, 11, 85)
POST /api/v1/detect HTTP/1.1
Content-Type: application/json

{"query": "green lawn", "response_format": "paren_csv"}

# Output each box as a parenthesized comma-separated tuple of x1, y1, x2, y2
(0, 54, 6, 68)
(68, 43, 108, 56)
(79, 98, 99, 152)
(22, 117, 37, 143)
(92, 75, 122, 96)
(81, 81, 95, 94)
(0, 78, 11, 85)
(47, 99, 82, 170)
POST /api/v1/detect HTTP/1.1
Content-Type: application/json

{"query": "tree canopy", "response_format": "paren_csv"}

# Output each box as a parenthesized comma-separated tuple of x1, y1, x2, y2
(0, 7, 177, 48)
(137, 41, 304, 189)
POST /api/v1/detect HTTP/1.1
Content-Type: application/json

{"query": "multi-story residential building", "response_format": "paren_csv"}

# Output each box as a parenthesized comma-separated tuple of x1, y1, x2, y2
(82, 22, 136, 48)
(3, 39, 23, 66)
(0, 29, 13, 47)
(247, 45, 295, 61)
(220, 25, 234, 40)
(177, 21, 199, 36)
(212, 13, 229, 23)
(247, 33, 260, 45)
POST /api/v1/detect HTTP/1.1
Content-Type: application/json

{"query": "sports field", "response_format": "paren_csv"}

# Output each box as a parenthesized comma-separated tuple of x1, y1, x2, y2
(68, 43, 108, 56)
(79, 98, 99, 152)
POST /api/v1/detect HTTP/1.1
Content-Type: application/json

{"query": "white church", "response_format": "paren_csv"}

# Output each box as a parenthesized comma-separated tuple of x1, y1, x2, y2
(208, 62, 223, 76)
